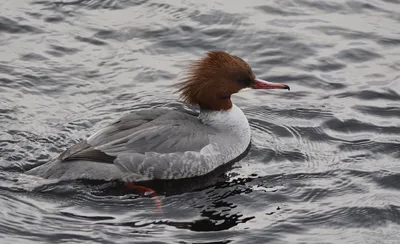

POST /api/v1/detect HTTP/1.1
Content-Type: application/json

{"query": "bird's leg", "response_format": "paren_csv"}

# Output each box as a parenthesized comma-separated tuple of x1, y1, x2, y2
(124, 183, 163, 213)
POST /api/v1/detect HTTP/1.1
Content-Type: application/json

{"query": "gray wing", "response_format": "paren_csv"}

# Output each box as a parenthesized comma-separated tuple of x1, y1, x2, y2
(87, 108, 213, 155)
(27, 108, 219, 181)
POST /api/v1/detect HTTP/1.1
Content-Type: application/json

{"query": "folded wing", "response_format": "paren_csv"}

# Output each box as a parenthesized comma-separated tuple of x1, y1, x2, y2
(28, 108, 220, 181)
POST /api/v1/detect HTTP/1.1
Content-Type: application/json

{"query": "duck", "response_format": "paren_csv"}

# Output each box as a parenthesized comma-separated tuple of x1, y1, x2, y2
(26, 51, 289, 185)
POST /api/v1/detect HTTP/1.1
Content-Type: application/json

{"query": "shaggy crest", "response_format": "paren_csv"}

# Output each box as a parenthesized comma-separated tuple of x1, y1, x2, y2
(176, 51, 255, 110)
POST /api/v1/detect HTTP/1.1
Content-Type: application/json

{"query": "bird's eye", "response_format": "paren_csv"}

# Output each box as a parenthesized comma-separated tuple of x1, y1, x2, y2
(236, 76, 253, 87)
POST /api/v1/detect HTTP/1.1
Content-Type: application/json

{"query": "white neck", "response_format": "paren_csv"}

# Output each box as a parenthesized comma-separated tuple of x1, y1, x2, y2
(199, 104, 250, 134)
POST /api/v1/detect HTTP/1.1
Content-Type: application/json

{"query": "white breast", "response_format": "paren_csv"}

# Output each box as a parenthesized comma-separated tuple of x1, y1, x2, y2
(199, 104, 251, 162)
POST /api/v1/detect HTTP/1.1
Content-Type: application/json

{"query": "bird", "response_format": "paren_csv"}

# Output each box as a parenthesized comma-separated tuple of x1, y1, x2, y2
(26, 51, 289, 193)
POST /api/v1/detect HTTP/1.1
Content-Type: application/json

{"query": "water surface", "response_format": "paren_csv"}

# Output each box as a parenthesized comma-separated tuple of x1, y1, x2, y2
(1, 0, 400, 243)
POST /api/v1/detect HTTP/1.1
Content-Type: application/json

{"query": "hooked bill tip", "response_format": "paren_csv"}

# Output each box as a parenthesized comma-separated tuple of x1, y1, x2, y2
(284, 85, 290, 91)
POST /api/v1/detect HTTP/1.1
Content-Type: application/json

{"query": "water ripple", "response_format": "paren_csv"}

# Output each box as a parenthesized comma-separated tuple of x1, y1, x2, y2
(1, 0, 400, 243)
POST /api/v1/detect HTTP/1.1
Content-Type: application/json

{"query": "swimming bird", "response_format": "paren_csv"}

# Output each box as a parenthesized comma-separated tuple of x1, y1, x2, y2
(27, 51, 289, 186)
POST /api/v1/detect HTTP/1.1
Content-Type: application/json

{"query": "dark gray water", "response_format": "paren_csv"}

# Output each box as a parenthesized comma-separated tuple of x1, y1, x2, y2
(1, 0, 400, 243)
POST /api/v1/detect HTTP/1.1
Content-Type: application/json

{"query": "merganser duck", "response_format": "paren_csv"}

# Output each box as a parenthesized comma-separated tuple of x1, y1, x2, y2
(26, 51, 289, 185)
